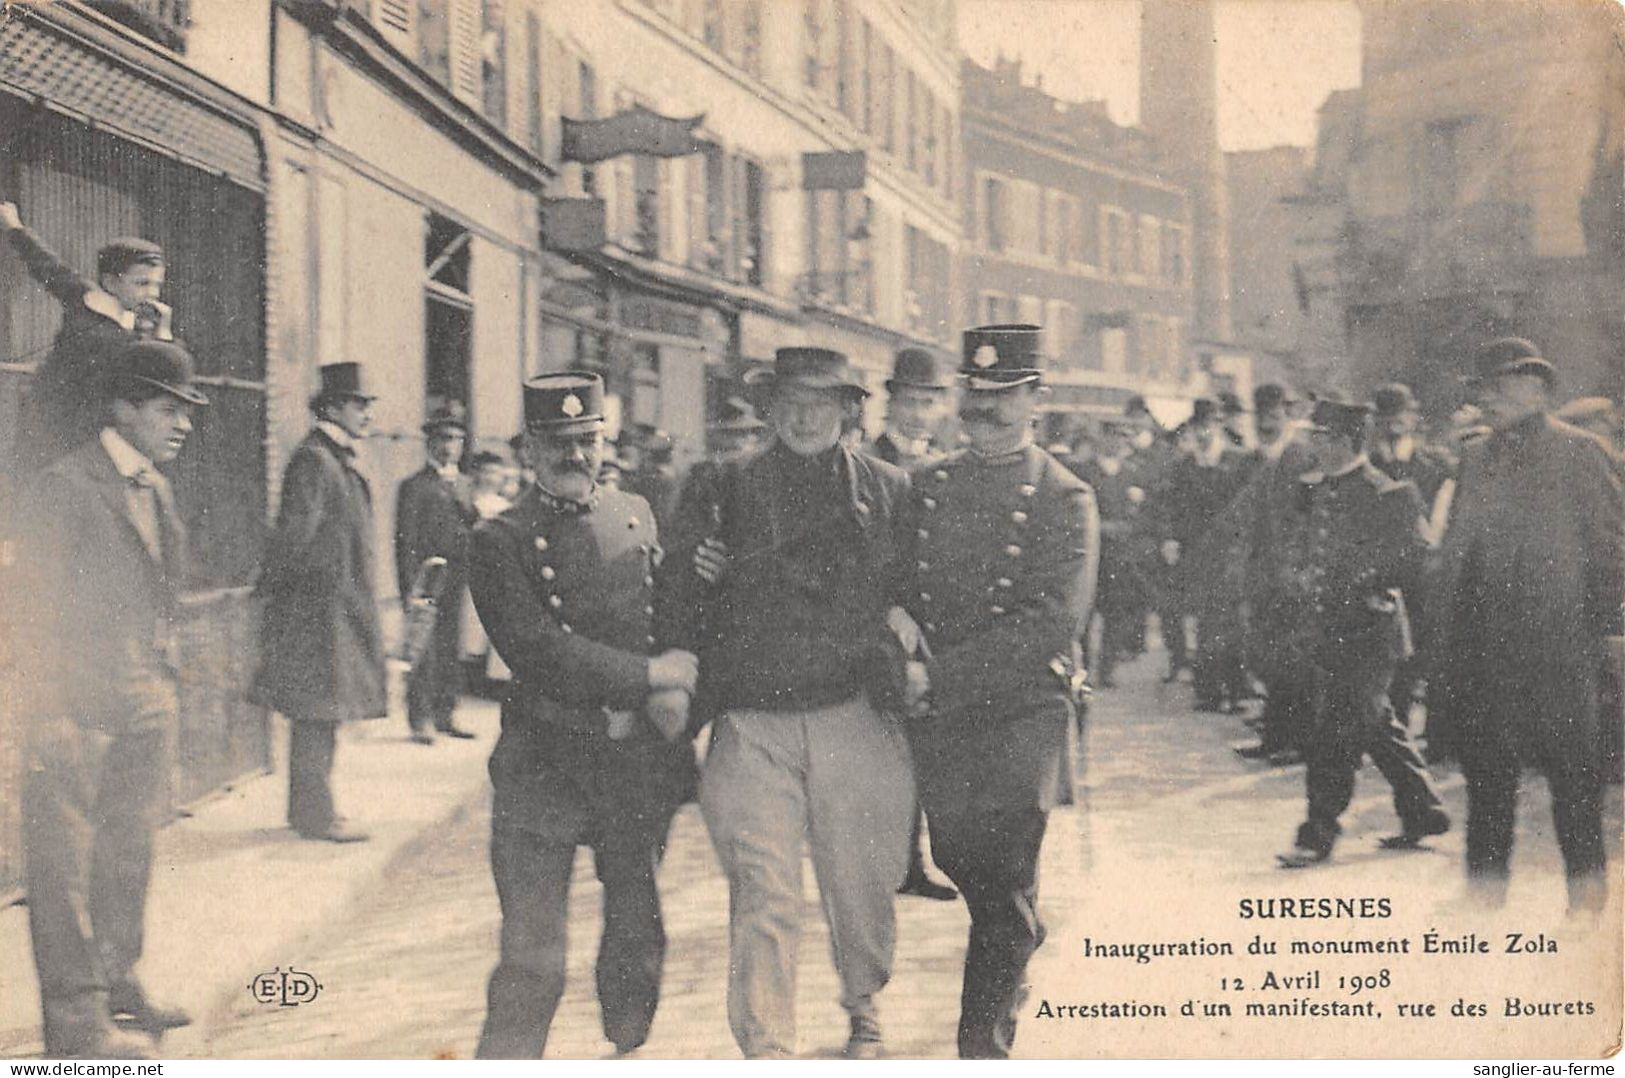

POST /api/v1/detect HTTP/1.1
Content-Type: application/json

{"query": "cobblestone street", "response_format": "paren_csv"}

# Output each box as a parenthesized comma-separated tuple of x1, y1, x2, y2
(191, 641, 1623, 1060)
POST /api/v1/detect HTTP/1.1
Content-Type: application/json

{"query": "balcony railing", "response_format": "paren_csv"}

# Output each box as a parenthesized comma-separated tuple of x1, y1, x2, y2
(83, 0, 191, 52)
(1339, 201, 1535, 304)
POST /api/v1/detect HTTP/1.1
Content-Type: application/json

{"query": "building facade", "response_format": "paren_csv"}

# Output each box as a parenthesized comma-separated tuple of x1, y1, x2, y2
(1334, 0, 1624, 411)
(960, 57, 1197, 427)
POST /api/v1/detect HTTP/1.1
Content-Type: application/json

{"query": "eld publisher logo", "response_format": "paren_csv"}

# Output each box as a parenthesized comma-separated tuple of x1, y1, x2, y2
(248, 966, 324, 1007)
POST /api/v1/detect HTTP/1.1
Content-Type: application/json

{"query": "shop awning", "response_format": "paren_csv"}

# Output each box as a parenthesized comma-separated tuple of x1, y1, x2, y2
(0, 8, 264, 191)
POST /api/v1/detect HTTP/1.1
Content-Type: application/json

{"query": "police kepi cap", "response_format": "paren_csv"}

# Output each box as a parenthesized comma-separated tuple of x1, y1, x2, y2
(524, 372, 606, 433)
(110, 339, 208, 407)
(961, 324, 1043, 390)
(311, 362, 377, 410)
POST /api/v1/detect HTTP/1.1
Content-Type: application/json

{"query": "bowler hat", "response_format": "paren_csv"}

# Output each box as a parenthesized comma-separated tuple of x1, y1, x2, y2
(709, 396, 768, 432)
(1217, 390, 1247, 416)
(422, 400, 468, 435)
(1472, 337, 1556, 385)
(886, 347, 954, 393)
(523, 372, 606, 433)
(744, 347, 869, 397)
(961, 324, 1043, 390)
(1371, 383, 1418, 417)
(1189, 397, 1219, 425)
(1253, 382, 1296, 412)
(1306, 397, 1371, 439)
(97, 237, 165, 280)
(108, 340, 208, 407)
(311, 362, 377, 410)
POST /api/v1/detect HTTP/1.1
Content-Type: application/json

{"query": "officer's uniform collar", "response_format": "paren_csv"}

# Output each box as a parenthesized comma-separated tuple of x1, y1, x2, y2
(532, 480, 599, 515)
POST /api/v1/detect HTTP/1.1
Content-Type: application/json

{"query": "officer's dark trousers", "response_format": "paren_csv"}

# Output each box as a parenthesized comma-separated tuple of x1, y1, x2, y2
(1297, 661, 1442, 853)
(1258, 668, 1313, 754)
(287, 719, 338, 835)
(928, 808, 1048, 1060)
(23, 713, 168, 1040)
(476, 825, 665, 1058)
(407, 588, 463, 734)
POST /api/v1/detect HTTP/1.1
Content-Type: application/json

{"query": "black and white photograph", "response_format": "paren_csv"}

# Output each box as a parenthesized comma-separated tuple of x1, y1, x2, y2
(0, 0, 1620, 1064)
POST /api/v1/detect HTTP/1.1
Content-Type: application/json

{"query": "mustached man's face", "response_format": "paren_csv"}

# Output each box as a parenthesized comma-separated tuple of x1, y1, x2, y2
(114, 394, 195, 465)
(770, 383, 847, 457)
(529, 427, 605, 501)
(959, 384, 1037, 455)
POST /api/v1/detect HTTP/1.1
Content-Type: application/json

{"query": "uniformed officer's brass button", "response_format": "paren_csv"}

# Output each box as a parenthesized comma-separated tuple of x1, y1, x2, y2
(917, 528, 929, 540)
(541, 566, 556, 581)
(644, 575, 655, 587)
(934, 469, 949, 481)
(561, 623, 573, 633)
(919, 591, 931, 603)
(990, 604, 1007, 615)
(1011, 510, 1028, 524)
(1020, 484, 1037, 497)
(644, 605, 654, 616)
(924, 621, 937, 633)
(548, 595, 563, 608)
(534, 537, 549, 551)
(997, 577, 1012, 589)
(1005, 544, 1022, 557)
(917, 560, 930, 571)
(922, 497, 937, 510)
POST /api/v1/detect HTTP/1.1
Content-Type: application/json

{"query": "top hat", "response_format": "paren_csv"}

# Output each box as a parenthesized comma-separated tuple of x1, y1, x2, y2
(1124, 394, 1151, 417)
(422, 400, 469, 435)
(1371, 382, 1419, 417)
(710, 396, 768, 433)
(886, 348, 954, 393)
(1217, 390, 1248, 416)
(744, 348, 869, 397)
(1253, 382, 1297, 412)
(97, 237, 165, 280)
(109, 340, 208, 407)
(1189, 397, 1220, 425)
(1306, 397, 1372, 439)
(523, 372, 606, 434)
(961, 324, 1043, 390)
(1472, 337, 1556, 385)
(311, 362, 377, 409)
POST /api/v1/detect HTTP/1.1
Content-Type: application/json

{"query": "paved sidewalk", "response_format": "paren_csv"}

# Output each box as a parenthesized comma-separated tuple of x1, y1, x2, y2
(0, 698, 501, 1059)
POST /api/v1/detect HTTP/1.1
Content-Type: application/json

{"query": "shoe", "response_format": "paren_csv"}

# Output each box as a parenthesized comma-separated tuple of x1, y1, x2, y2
(43, 997, 154, 1059)
(1378, 809, 1451, 850)
(437, 723, 477, 739)
(410, 730, 435, 745)
(109, 983, 192, 1033)
(843, 1015, 884, 1060)
(297, 822, 370, 843)
(1233, 743, 1279, 761)
(898, 870, 958, 902)
(1277, 844, 1331, 869)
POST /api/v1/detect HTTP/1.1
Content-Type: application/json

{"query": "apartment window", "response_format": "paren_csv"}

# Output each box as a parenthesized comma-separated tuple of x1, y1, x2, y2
(740, 158, 766, 287)
(878, 45, 894, 151)
(523, 12, 542, 154)
(1009, 181, 1041, 256)
(692, 145, 728, 274)
(480, 0, 508, 127)
(905, 225, 947, 336)
(982, 176, 1007, 252)
(921, 91, 937, 186)
(703, 0, 725, 51)
(633, 154, 661, 255)
(1138, 215, 1161, 280)
(835, 0, 852, 115)
(739, 1, 763, 74)
(1017, 295, 1043, 325)
(1050, 194, 1071, 264)
(902, 70, 916, 172)
(1074, 196, 1097, 266)
(936, 103, 951, 195)
(1045, 300, 1076, 364)
(1101, 206, 1132, 277)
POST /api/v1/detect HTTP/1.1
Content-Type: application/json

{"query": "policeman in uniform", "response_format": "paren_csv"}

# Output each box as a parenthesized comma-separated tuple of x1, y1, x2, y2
(1076, 417, 1149, 689)
(1270, 399, 1449, 868)
(867, 346, 959, 903)
(469, 374, 699, 1058)
(394, 401, 478, 743)
(901, 324, 1099, 1059)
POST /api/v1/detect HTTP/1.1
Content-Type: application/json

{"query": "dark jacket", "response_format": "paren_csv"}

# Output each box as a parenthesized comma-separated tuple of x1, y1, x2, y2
(866, 432, 944, 474)
(6, 226, 170, 477)
(902, 445, 1099, 814)
(1370, 438, 1456, 509)
(659, 440, 912, 715)
(1246, 460, 1427, 678)
(249, 429, 387, 722)
(1433, 414, 1624, 762)
(16, 437, 189, 727)
(470, 484, 691, 839)
(393, 465, 475, 601)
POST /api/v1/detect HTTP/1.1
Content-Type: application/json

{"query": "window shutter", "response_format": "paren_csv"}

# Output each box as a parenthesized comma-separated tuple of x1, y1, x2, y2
(449, 0, 482, 106)
(372, 0, 416, 54)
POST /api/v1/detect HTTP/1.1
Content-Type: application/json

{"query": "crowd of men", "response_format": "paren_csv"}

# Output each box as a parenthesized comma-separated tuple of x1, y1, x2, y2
(2, 208, 1621, 1062)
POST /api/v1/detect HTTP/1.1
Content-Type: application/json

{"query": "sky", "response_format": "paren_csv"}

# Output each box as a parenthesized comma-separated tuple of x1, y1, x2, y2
(957, 0, 1364, 152)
